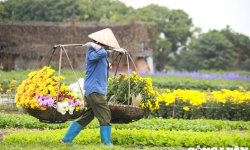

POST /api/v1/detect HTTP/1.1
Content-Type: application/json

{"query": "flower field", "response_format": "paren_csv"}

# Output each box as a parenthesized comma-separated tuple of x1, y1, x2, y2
(0, 69, 250, 149)
(147, 88, 250, 120)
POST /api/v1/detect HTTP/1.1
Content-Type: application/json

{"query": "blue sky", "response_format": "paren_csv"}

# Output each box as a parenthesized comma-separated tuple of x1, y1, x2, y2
(119, 0, 250, 37)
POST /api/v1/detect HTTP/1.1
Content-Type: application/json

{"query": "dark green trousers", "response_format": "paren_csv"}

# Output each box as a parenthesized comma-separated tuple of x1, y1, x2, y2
(76, 92, 111, 127)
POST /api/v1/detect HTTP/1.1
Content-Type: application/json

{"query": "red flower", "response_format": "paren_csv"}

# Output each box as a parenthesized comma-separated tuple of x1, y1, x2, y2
(62, 93, 66, 97)
(67, 95, 74, 99)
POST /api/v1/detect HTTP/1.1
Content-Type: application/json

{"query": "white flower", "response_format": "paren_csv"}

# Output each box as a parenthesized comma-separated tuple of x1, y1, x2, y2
(69, 110, 73, 115)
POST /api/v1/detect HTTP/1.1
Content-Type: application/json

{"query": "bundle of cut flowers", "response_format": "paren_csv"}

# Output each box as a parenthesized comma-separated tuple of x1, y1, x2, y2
(15, 66, 84, 115)
(106, 71, 160, 112)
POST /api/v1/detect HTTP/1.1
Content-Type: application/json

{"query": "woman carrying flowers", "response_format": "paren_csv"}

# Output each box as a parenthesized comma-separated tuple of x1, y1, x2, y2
(60, 28, 126, 146)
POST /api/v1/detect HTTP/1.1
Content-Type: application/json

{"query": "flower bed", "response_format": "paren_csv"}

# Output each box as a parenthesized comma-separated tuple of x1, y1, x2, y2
(148, 88, 250, 120)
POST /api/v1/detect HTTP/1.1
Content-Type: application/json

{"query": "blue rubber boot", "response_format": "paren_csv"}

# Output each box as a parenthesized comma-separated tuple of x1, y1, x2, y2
(60, 121, 83, 146)
(100, 126, 113, 146)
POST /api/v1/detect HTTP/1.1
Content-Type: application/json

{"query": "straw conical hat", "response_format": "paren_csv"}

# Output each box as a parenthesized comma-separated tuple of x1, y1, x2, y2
(88, 28, 120, 48)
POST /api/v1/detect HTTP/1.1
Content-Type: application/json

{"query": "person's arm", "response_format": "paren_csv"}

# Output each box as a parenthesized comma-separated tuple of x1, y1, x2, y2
(108, 50, 114, 57)
(88, 47, 109, 61)
(84, 42, 108, 61)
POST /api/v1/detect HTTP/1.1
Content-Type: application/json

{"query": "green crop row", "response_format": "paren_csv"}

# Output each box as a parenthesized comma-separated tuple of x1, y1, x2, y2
(0, 143, 172, 150)
(1, 69, 249, 93)
(1, 113, 250, 131)
(148, 76, 249, 91)
(2, 128, 250, 147)
(198, 69, 250, 76)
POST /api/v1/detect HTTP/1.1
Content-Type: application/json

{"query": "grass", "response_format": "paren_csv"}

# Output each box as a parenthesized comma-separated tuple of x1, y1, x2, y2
(0, 143, 186, 150)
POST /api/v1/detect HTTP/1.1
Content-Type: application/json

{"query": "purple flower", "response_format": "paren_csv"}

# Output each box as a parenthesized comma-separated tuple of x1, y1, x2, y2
(35, 93, 40, 99)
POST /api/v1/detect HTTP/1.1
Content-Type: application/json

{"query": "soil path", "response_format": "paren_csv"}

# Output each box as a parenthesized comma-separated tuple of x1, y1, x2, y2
(0, 111, 48, 143)
(0, 128, 48, 143)
(0, 110, 22, 115)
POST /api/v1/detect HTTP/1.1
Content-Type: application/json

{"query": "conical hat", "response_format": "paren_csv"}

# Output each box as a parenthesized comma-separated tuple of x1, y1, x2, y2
(88, 28, 120, 48)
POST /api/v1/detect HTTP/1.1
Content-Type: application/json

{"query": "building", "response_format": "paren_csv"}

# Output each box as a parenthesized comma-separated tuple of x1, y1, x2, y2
(0, 15, 157, 73)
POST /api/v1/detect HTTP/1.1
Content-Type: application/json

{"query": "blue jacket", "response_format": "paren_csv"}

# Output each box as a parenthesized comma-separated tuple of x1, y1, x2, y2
(84, 47, 110, 96)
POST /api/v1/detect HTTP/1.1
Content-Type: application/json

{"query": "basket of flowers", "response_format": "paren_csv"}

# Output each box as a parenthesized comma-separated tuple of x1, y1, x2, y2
(15, 45, 85, 123)
(106, 54, 160, 124)
(15, 66, 85, 123)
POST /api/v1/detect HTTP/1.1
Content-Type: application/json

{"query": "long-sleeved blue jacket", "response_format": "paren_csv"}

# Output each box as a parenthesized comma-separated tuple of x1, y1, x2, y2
(83, 47, 110, 96)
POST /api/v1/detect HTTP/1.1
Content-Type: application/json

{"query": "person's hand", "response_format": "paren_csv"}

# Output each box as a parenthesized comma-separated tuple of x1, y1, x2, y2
(82, 42, 97, 48)
(112, 48, 127, 54)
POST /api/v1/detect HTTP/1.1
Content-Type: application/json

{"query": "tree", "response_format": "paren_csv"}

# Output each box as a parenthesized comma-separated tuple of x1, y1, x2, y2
(0, 4, 7, 21)
(220, 25, 250, 70)
(188, 30, 236, 70)
(0, 0, 76, 22)
(133, 4, 193, 53)
(0, 0, 133, 22)
(155, 37, 172, 71)
(77, 0, 134, 23)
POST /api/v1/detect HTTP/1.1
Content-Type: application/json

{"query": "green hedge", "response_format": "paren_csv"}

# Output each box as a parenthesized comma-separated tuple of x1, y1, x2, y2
(146, 101, 250, 121)
(149, 76, 249, 91)
(2, 128, 250, 148)
(1, 113, 250, 131)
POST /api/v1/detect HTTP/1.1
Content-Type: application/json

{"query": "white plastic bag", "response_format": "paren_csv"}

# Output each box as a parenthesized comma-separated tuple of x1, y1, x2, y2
(68, 78, 85, 101)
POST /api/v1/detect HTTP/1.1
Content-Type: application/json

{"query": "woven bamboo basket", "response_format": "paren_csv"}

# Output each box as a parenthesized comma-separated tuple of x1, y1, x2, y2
(108, 104, 147, 124)
(26, 108, 85, 123)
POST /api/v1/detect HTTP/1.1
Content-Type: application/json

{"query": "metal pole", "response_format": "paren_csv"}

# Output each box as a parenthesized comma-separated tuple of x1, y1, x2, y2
(200, 104, 207, 118)
(172, 98, 177, 119)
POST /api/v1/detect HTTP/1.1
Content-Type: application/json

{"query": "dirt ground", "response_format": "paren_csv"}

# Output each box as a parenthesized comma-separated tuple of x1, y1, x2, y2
(0, 110, 22, 115)
(0, 111, 48, 143)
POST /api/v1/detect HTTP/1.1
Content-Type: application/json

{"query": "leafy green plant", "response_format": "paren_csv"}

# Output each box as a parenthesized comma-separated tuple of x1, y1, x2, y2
(1, 113, 250, 131)
(2, 128, 250, 147)
(148, 76, 249, 91)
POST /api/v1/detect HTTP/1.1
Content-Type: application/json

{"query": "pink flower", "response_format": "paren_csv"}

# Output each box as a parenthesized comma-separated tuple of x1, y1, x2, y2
(35, 93, 40, 99)
(67, 95, 74, 100)
(60, 96, 65, 101)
